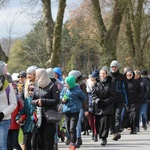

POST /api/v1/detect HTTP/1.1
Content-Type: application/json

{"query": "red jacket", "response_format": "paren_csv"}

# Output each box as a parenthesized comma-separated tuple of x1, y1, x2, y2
(9, 100, 23, 130)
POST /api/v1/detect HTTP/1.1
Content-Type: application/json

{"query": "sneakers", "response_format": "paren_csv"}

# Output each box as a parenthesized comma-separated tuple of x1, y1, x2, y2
(101, 139, 107, 146)
(112, 133, 121, 141)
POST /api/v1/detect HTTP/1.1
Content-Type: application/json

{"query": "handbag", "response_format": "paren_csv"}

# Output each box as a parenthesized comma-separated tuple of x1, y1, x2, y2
(44, 109, 62, 124)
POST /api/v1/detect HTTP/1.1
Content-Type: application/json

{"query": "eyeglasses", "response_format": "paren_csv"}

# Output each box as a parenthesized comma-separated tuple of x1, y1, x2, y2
(126, 74, 132, 76)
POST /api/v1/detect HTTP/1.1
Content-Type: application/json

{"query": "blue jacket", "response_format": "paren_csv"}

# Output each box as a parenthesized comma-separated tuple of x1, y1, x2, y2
(60, 85, 87, 114)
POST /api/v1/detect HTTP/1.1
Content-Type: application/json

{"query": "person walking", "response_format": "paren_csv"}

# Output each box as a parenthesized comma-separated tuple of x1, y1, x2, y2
(92, 66, 115, 146)
(32, 68, 60, 150)
(0, 61, 17, 150)
(124, 69, 142, 134)
(134, 70, 150, 131)
(7, 82, 23, 150)
(109, 60, 129, 141)
(60, 75, 87, 150)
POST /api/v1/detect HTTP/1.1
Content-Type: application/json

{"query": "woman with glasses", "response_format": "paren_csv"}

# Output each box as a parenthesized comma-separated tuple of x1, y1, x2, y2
(124, 69, 142, 134)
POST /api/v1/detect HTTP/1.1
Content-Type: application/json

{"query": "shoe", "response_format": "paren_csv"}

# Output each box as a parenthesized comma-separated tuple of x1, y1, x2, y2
(112, 133, 121, 141)
(110, 130, 114, 135)
(65, 138, 70, 145)
(119, 128, 124, 132)
(136, 127, 140, 132)
(54, 143, 58, 150)
(130, 131, 137, 134)
(69, 145, 76, 150)
(94, 135, 98, 142)
(83, 132, 86, 135)
(142, 125, 147, 131)
(76, 138, 82, 148)
(101, 139, 107, 146)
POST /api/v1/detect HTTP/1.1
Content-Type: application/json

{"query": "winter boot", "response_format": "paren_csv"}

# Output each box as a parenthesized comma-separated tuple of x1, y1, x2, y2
(76, 137, 82, 148)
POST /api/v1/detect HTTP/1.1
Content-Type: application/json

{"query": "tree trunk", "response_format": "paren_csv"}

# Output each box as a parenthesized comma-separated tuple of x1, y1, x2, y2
(42, 0, 54, 64)
(46, 0, 66, 67)
(0, 44, 8, 62)
(91, 0, 125, 67)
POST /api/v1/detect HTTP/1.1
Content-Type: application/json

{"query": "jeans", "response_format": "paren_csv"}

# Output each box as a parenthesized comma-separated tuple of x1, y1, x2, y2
(54, 124, 59, 143)
(7, 129, 22, 150)
(0, 120, 11, 150)
(139, 103, 148, 126)
(65, 113, 79, 144)
(76, 109, 84, 138)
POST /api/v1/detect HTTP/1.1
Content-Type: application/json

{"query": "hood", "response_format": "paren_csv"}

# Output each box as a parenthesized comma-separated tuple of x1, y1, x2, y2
(65, 75, 76, 89)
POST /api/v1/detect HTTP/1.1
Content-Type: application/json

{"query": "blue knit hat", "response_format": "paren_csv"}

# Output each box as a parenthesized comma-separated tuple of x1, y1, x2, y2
(91, 70, 99, 78)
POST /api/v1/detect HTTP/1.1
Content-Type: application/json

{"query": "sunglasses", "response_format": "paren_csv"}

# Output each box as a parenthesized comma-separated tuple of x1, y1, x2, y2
(126, 74, 132, 76)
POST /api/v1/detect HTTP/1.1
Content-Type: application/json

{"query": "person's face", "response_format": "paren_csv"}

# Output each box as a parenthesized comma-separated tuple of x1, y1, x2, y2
(54, 73, 59, 79)
(111, 66, 118, 73)
(18, 75, 26, 83)
(27, 73, 35, 82)
(100, 70, 107, 80)
(134, 74, 140, 79)
(126, 72, 133, 79)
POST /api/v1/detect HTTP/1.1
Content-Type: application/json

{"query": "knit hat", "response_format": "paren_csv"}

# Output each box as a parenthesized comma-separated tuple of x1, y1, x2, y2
(18, 71, 26, 78)
(0, 61, 5, 76)
(110, 60, 119, 68)
(91, 70, 99, 78)
(100, 66, 109, 74)
(65, 75, 76, 89)
(46, 68, 55, 79)
(68, 70, 81, 79)
(141, 69, 148, 76)
(26, 65, 38, 74)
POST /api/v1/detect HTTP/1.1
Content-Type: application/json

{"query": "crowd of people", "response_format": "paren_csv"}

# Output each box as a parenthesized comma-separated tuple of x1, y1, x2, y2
(0, 60, 150, 150)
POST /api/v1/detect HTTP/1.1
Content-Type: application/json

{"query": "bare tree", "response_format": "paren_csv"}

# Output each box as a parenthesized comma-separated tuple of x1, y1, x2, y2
(91, 0, 126, 66)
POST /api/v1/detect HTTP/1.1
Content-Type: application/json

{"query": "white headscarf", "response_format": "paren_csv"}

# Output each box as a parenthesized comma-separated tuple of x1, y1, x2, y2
(35, 68, 51, 88)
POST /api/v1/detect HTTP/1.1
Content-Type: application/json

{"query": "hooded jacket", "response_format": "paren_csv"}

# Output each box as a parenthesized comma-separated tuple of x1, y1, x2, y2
(60, 76, 87, 114)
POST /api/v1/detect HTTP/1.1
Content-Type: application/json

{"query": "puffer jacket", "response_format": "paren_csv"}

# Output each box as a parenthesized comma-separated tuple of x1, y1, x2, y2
(60, 85, 87, 114)
(92, 76, 115, 115)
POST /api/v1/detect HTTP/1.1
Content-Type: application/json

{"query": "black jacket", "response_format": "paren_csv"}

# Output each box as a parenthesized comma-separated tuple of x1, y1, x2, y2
(33, 82, 60, 115)
(92, 76, 115, 115)
(110, 70, 129, 105)
(126, 78, 142, 111)
(137, 77, 150, 104)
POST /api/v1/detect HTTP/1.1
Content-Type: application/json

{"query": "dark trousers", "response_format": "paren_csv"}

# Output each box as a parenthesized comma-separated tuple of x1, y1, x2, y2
(65, 113, 79, 144)
(95, 114, 111, 139)
(38, 117, 56, 150)
(111, 103, 123, 133)
(7, 129, 22, 150)
(129, 110, 137, 132)
(24, 132, 32, 150)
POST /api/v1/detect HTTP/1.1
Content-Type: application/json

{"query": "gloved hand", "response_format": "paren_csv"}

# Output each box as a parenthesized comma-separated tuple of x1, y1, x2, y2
(0, 112, 4, 121)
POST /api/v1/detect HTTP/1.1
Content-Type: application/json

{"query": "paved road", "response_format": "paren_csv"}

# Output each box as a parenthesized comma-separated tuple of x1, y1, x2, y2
(58, 124, 150, 150)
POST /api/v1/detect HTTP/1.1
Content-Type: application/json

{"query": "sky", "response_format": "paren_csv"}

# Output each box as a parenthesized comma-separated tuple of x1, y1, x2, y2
(0, 0, 82, 38)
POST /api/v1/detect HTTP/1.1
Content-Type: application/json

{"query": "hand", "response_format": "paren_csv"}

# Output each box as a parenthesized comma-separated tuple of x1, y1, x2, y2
(16, 118, 22, 124)
(0, 112, 4, 121)
(37, 99, 42, 107)
(62, 98, 67, 103)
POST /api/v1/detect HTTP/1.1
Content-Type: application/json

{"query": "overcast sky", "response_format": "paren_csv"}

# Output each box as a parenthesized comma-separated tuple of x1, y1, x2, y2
(0, 0, 82, 38)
